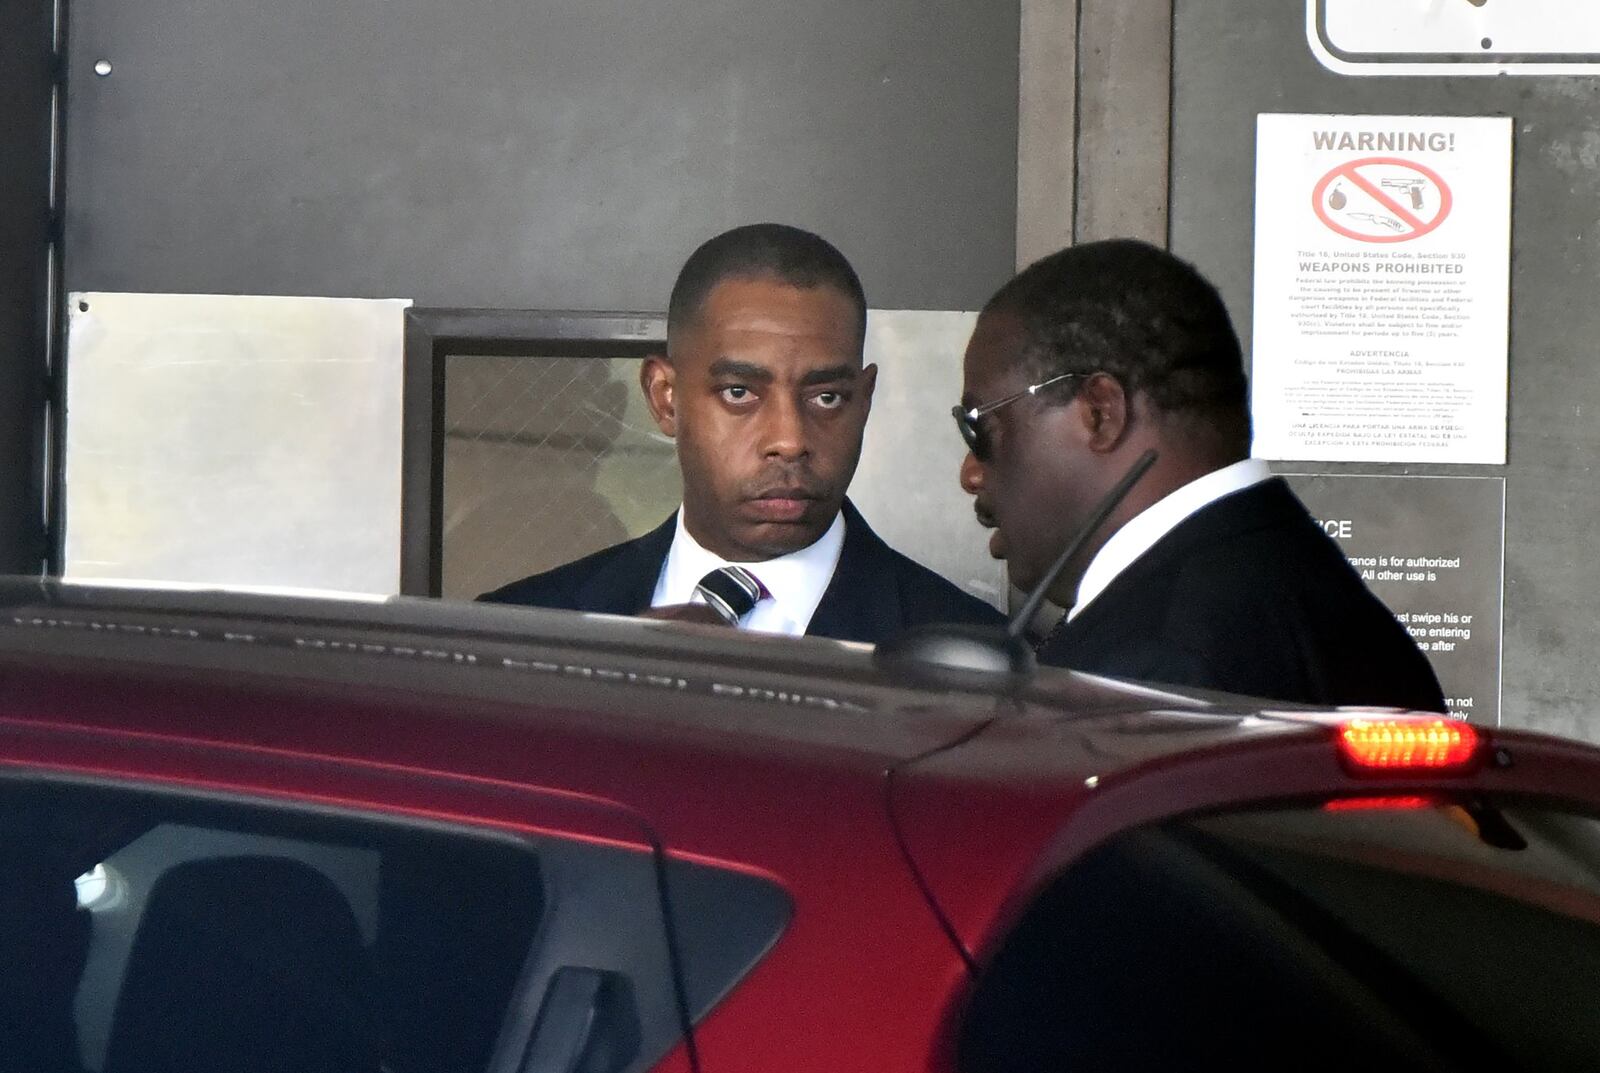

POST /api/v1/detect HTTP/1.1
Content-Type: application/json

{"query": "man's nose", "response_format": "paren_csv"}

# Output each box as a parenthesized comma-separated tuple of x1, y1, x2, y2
(761, 396, 808, 460)
(959, 450, 985, 495)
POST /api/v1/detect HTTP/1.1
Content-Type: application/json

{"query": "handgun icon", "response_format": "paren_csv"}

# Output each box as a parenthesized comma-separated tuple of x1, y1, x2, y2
(1380, 178, 1426, 210)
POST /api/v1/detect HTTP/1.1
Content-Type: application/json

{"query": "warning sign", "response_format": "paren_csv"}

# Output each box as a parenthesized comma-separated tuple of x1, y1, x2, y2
(1312, 157, 1451, 243)
(1251, 114, 1512, 465)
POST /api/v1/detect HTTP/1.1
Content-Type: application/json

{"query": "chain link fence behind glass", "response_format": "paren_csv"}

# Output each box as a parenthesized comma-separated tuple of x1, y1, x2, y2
(441, 355, 682, 600)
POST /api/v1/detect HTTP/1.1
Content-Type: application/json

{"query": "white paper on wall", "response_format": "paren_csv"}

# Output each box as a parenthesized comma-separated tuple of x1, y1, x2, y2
(64, 292, 412, 595)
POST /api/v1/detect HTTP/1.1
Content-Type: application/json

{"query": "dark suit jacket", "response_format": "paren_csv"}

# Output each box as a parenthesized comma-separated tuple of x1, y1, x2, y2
(1038, 478, 1446, 711)
(479, 499, 1003, 644)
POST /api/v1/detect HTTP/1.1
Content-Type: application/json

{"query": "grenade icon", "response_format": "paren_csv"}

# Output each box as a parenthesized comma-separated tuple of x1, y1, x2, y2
(1328, 184, 1347, 211)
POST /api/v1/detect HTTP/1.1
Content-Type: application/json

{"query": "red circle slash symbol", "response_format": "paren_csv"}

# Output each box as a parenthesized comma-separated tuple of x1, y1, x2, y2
(1311, 157, 1452, 244)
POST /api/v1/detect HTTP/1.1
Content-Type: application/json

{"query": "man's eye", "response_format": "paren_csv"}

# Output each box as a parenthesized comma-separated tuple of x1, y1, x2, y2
(720, 386, 753, 404)
(813, 391, 846, 409)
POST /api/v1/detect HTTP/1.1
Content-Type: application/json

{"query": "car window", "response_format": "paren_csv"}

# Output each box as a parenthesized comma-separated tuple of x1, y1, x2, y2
(958, 796, 1600, 1073)
(0, 776, 788, 1073)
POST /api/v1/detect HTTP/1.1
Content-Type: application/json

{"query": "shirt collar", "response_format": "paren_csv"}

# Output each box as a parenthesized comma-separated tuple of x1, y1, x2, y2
(654, 508, 846, 634)
(1067, 458, 1273, 621)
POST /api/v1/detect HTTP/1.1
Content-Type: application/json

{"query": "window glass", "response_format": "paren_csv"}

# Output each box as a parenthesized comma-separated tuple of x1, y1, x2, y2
(959, 796, 1600, 1073)
(0, 781, 543, 1073)
(442, 354, 681, 600)
(0, 778, 787, 1073)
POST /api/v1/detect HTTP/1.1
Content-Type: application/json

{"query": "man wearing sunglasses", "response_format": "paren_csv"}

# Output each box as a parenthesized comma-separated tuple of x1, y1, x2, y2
(957, 238, 1444, 710)
(482, 223, 1001, 641)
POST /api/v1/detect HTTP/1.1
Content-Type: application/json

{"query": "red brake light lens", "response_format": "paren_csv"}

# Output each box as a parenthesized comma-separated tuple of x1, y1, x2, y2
(1337, 718, 1480, 772)
(1323, 795, 1435, 812)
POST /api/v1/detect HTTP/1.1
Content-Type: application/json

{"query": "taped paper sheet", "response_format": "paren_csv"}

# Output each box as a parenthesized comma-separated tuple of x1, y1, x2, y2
(65, 292, 411, 595)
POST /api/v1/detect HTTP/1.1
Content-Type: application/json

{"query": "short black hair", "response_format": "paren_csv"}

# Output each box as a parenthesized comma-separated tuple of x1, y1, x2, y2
(986, 239, 1250, 455)
(667, 223, 867, 347)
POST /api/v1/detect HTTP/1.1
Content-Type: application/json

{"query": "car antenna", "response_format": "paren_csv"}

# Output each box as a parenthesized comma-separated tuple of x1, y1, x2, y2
(873, 449, 1158, 686)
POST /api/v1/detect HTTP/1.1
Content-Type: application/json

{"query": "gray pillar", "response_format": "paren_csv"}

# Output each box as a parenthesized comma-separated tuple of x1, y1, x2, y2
(1017, 0, 1079, 268)
(1016, 0, 1174, 261)
(1074, 0, 1172, 245)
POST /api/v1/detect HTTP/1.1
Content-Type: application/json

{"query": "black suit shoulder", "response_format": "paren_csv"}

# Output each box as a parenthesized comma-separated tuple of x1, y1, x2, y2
(476, 515, 673, 614)
(779, 501, 1005, 643)
(477, 540, 626, 609)
(881, 542, 1006, 629)
(1043, 479, 1445, 711)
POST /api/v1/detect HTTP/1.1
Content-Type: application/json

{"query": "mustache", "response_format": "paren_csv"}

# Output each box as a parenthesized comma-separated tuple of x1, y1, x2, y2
(973, 501, 997, 528)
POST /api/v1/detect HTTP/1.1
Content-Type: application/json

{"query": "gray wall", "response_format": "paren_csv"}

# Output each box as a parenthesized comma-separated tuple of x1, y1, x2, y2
(64, 0, 1019, 312)
(1169, 0, 1600, 739)
(0, 0, 51, 574)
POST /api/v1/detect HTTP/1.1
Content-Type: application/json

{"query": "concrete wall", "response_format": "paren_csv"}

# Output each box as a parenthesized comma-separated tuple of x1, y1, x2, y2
(63, 0, 1019, 313)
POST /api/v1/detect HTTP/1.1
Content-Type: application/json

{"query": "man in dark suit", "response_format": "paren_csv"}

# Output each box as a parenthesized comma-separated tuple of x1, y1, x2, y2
(955, 239, 1444, 710)
(483, 223, 1001, 643)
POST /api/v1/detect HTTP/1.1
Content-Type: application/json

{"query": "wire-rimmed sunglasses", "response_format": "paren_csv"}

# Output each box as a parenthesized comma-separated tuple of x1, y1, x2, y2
(952, 372, 1085, 459)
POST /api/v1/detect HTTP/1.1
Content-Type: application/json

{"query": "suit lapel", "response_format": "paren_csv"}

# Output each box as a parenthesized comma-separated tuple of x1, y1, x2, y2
(806, 501, 901, 642)
(574, 513, 677, 615)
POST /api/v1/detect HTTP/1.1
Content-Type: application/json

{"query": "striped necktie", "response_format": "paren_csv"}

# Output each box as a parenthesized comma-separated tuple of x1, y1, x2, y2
(694, 566, 767, 626)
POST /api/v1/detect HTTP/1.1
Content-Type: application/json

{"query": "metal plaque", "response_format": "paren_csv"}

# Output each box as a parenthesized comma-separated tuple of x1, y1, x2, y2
(1283, 473, 1505, 723)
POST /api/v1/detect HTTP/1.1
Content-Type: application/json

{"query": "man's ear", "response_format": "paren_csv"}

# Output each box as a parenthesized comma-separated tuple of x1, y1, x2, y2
(858, 363, 878, 418)
(1075, 372, 1131, 453)
(640, 354, 677, 437)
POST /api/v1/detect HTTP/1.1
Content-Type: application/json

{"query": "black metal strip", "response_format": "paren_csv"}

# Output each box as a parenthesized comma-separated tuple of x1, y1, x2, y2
(44, 0, 70, 575)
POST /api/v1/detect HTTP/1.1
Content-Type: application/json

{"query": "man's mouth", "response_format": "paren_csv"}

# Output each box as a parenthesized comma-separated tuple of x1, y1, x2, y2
(746, 488, 821, 523)
(974, 502, 1006, 560)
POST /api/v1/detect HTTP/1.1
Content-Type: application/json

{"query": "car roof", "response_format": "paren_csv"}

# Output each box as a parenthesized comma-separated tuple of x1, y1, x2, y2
(0, 577, 1313, 781)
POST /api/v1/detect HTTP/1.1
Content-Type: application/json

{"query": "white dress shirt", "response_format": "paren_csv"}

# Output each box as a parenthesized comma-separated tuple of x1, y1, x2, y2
(651, 509, 846, 635)
(1066, 458, 1274, 622)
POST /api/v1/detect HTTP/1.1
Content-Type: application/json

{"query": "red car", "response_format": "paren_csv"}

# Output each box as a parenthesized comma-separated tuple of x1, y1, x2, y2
(2, 578, 1597, 1073)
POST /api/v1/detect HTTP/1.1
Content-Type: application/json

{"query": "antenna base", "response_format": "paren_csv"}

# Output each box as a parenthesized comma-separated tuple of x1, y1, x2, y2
(873, 623, 1036, 687)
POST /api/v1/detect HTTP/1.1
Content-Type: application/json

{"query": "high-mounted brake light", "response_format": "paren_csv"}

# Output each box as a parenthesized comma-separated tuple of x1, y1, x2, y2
(1323, 795, 1434, 812)
(1337, 718, 1479, 772)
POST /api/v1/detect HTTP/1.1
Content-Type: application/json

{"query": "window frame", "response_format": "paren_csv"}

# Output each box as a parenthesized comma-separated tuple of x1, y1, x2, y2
(400, 308, 667, 597)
